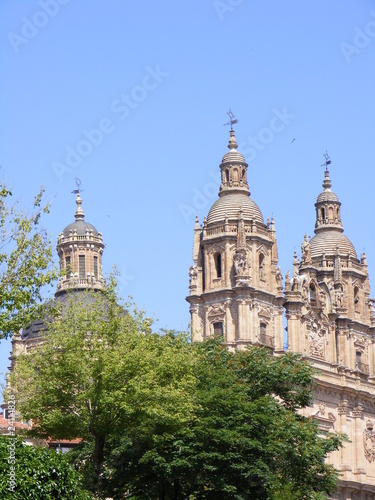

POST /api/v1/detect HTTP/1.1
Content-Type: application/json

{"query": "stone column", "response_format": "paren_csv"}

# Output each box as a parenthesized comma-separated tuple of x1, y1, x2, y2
(338, 400, 352, 472)
(352, 404, 366, 474)
(190, 304, 202, 342)
(225, 241, 231, 288)
(225, 301, 235, 344)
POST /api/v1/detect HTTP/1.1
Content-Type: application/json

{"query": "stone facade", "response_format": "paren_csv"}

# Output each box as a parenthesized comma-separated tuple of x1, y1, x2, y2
(187, 129, 375, 499)
(186, 129, 284, 352)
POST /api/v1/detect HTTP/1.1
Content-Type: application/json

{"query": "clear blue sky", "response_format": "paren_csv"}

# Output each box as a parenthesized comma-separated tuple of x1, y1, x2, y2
(1, 0, 375, 386)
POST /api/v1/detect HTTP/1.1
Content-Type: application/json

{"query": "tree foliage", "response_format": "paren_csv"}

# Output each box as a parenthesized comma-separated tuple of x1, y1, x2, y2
(98, 339, 343, 499)
(11, 281, 198, 494)
(11, 281, 344, 499)
(0, 435, 91, 499)
(0, 184, 57, 339)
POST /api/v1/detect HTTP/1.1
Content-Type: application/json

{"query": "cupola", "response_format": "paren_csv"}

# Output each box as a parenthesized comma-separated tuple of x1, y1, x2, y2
(55, 193, 105, 295)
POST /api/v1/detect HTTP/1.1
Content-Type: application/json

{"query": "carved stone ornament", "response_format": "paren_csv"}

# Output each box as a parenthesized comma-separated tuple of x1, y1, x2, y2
(275, 266, 282, 285)
(207, 304, 226, 319)
(234, 250, 249, 276)
(188, 264, 198, 285)
(301, 234, 312, 265)
(308, 321, 324, 358)
(363, 420, 375, 463)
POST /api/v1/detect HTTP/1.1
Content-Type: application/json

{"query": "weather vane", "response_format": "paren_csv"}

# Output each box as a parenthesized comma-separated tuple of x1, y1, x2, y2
(224, 109, 238, 130)
(321, 151, 331, 171)
(71, 177, 83, 194)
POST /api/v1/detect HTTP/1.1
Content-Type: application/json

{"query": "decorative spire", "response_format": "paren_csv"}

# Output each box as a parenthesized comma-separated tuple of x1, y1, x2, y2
(219, 114, 249, 198)
(75, 193, 85, 221)
(228, 129, 238, 150)
(322, 152, 332, 190)
(322, 169, 332, 191)
(314, 154, 343, 235)
(192, 216, 201, 263)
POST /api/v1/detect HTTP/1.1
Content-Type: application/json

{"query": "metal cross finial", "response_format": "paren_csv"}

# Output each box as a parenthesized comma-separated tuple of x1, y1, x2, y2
(322, 151, 331, 171)
(224, 109, 238, 130)
(71, 177, 84, 194)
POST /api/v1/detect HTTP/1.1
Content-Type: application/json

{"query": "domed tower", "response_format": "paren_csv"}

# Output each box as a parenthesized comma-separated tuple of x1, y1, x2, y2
(285, 161, 375, 365)
(55, 193, 105, 296)
(284, 157, 375, 494)
(186, 125, 284, 351)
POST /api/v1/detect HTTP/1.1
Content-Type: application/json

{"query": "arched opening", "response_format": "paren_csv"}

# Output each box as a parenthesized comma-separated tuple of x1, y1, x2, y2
(79, 255, 86, 279)
(65, 256, 71, 277)
(260, 322, 267, 344)
(354, 286, 360, 312)
(321, 207, 325, 220)
(213, 321, 224, 336)
(94, 256, 98, 279)
(225, 170, 229, 182)
(309, 284, 316, 305)
(214, 253, 222, 278)
(259, 254, 265, 280)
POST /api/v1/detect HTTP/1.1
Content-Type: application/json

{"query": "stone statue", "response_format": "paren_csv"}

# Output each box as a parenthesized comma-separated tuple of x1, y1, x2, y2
(301, 234, 312, 264)
(234, 251, 248, 276)
(189, 265, 198, 285)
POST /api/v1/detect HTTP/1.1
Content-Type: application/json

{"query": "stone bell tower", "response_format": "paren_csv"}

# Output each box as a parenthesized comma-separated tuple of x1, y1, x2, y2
(8, 191, 106, 380)
(284, 157, 375, 498)
(55, 193, 105, 296)
(186, 125, 284, 351)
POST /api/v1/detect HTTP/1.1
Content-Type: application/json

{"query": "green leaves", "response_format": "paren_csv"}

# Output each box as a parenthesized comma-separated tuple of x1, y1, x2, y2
(0, 436, 92, 499)
(0, 184, 58, 339)
(11, 295, 343, 499)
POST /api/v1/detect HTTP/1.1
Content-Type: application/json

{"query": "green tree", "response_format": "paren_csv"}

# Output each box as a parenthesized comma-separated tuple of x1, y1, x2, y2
(0, 184, 57, 339)
(11, 282, 197, 496)
(11, 280, 344, 498)
(98, 339, 344, 499)
(0, 435, 92, 499)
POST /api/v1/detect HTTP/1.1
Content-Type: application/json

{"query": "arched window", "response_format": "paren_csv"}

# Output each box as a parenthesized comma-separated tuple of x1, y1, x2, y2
(309, 284, 316, 304)
(79, 255, 86, 279)
(259, 254, 265, 280)
(321, 207, 325, 220)
(354, 286, 360, 311)
(94, 256, 98, 279)
(260, 322, 267, 343)
(214, 253, 222, 278)
(356, 351, 362, 371)
(65, 256, 71, 277)
(213, 321, 223, 336)
(225, 170, 229, 182)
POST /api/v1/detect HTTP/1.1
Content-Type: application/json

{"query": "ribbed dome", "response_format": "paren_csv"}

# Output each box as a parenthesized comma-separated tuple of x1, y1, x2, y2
(310, 231, 357, 260)
(62, 220, 98, 237)
(207, 193, 264, 226)
(221, 149, 246, 165)
(316, 190, 339, 203)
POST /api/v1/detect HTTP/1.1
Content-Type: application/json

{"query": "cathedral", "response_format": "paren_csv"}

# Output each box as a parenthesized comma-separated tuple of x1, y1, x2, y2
(4, 121, 375, 499)
(186, 126, 375, 499)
